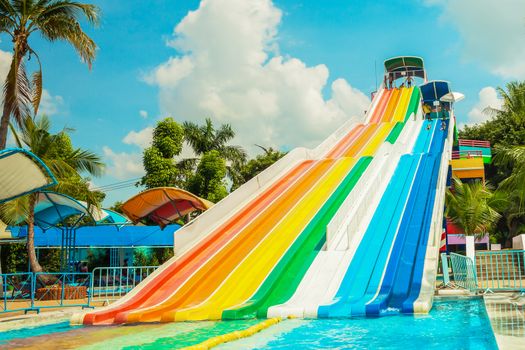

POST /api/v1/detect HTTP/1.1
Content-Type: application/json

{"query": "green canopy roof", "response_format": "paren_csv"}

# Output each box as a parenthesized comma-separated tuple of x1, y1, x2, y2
(384, 56, 425, 79)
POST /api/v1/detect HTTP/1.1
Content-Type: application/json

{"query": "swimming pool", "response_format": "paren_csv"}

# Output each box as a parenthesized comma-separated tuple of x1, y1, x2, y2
(0, 298, 497, 349)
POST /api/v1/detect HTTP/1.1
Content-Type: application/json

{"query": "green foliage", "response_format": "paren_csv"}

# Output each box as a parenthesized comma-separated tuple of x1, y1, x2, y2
(153, 118, 184, 157)
(1, 243, 27, 273)
(86, 249, 109, 270)
(231, 146, 286, 190)
(110, 201, 124, 214)
(181, 118, 247, 183)
(188, 150, 228, 202)
(141, 118, 185, 189)
(38, 249, 61, 272)
(446, 178, 501, 239)
(132, 247, 173, 266)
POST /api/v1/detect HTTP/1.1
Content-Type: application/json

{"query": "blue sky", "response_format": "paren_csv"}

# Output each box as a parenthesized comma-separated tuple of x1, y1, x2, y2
(1, 0, 522, 205)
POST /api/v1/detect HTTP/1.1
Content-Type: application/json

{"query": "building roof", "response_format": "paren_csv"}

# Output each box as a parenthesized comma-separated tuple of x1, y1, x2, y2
(12, 224, 181, 247)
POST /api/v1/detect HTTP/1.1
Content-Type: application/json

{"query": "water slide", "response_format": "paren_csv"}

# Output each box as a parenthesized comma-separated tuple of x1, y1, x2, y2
(75, 86, 397, 325)
(317, 118, 449, 318)
(75, 74, 451, 324)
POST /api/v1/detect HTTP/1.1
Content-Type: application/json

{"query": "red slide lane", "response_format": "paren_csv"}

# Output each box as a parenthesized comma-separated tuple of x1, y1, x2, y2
(83, 90, 386, 325)
(84, 161, 312, 325)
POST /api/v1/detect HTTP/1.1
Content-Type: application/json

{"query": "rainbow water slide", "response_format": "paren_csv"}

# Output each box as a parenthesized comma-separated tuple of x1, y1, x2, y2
(74, 87, 393, 325)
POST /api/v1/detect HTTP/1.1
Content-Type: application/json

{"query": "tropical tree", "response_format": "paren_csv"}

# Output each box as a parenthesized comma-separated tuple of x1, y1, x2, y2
(140, 117, 185, 188)
(491, 145, 525, 246)
(187, 150, 228, 202)
(231, 145, 286, 191)
(0, 0, 100, 149)
(0, 116, 104, 273)
(181, 118, 247, 180)
(445, 178, 501, 240)
(460, 81, 525, 149)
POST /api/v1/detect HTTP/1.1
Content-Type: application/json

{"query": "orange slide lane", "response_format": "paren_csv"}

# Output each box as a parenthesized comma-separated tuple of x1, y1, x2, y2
(381, 88, 402, 122)
(83, 160, 312, 325)
(369, 89, 393, 123)
(116, 110, 393, 323)
(83, 104, 371, 325)
(117, 159, 336, 323)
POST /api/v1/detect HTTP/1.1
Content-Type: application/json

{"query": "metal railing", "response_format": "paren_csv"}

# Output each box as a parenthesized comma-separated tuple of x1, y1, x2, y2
(0, 272, 92, 314)
(91, 266, 158, 301)
(451, 150, 483, 159)
(447, 252, 478, 291)
(458, 139, 491, 148)
(476, 250, 525, 292)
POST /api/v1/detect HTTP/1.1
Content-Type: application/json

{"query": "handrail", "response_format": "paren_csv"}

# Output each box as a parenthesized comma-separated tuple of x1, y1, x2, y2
(475, 250, 525, 292)
(451, 150, 483, 159)
(458, 139, 490, 148)
(0, 271, 92, 314)
(91, 266, 159, 301)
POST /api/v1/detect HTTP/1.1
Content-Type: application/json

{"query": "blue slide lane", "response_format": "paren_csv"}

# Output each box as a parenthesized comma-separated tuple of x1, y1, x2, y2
(317, 120, 439, 318)
(366, 120, 448, 316)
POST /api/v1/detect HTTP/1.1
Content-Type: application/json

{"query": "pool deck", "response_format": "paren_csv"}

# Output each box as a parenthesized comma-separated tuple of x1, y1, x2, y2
(484, 292, 525, 350)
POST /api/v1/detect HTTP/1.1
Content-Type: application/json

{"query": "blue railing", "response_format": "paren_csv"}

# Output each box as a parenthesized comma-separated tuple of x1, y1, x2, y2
(91, 266, 158, 301)
(441, 250, 525, 293)
(476, 250, 525, 292)
(0, 272, 92, 314)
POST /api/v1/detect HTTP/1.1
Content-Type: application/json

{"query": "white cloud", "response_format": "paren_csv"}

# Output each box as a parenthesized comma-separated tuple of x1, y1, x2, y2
(139, 110, 148, 119)
(123, 126, 154, 149)
(427, 0, 525, 79)
(39, 89, 64, 116)
(103, 146, 144, 180)
(467, 86, 504, 124)
(146, 0, 370, 152)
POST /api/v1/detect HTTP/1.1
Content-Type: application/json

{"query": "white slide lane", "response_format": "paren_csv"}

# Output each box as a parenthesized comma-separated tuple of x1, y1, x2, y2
(268, 113, 423, 319)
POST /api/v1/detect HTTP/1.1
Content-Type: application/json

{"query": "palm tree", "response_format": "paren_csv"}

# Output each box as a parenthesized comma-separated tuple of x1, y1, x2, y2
(492, 145, 525, 246)
(181, 118, 247, 181)
(0, 116, 103, 273)
(446, 178, 501, 243)
(0, 0, 100, 149)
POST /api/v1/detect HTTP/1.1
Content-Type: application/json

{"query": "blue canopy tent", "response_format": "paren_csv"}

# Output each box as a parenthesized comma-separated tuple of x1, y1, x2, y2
(18, 191, 128, 271)
(0, 148, 56, 204)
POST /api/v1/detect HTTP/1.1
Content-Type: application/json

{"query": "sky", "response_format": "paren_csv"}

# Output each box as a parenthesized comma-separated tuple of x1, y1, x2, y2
(1, 0, 523, 206)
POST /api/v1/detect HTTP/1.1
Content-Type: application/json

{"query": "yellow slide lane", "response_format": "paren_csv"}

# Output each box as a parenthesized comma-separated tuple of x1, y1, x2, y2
(392, 87, 413, 122)
(166, 157, 358, 322)
(360, 122, 395, 156)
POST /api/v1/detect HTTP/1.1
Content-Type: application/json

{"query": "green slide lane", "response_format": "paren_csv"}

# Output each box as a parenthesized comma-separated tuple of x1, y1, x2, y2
(385, 87, 421, 144)
(222, 156, 372, 320)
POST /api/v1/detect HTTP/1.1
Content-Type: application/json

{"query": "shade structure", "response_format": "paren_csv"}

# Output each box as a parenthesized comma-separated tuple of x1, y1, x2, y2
(440, 91, 465, 103)
(0, 148, 57, 204)
(384, 56, 426, 80)
(420, 80, 451, 104)
(21, 191, 128, 230)
(122, 187, 214, 228)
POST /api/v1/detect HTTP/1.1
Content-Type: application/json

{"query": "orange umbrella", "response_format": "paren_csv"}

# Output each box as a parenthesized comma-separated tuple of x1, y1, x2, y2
(121, 187, 214, 228)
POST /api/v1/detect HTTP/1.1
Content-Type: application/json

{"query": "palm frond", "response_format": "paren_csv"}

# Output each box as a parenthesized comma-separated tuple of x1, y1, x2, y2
(3, 56, 32, 127)
(0, 195, 29, 225)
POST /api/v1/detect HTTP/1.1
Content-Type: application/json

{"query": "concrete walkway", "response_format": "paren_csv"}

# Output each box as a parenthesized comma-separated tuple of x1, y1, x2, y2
(484, 293, 525, 350)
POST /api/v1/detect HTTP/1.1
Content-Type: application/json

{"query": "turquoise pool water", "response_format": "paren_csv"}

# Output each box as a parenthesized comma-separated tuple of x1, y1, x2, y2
(0, 298, 498, 349)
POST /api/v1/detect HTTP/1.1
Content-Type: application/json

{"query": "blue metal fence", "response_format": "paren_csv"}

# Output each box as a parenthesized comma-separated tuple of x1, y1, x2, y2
(0, 271, 92, 314)
(91, 266, 158, 301)
(441, 250, 525, 293)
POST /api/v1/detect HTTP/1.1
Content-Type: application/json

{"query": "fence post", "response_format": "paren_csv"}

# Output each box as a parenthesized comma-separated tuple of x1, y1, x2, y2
(441, 253, 450, 286)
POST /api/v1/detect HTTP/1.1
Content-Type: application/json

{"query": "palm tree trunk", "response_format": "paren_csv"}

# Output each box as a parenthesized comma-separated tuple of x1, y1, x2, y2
(26, 194, 43, 273)
(0, 105, 11, 149)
